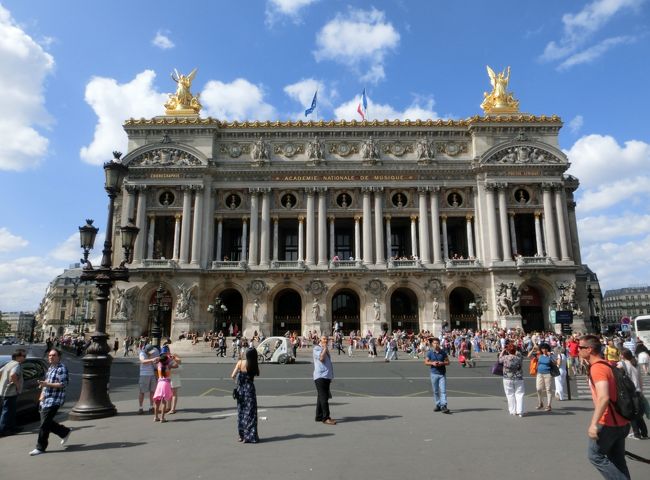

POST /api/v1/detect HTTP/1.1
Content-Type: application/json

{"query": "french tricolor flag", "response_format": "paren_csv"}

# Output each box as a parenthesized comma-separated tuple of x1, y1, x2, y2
(357, 88, 368, 120)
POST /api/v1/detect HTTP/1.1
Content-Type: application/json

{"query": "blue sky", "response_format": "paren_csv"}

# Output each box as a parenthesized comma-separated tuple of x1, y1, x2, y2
(0, 0, 649, 311)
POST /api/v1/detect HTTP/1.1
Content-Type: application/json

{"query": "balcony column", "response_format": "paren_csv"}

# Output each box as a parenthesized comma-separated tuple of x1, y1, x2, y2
(201, 182, 214, 267)
(190, 186, 204, 265)
(132, 186, 148, 264)
(542, 183, 559, 260)
(241, 217, 248, 263)
(485, 184, 500, 263)
(147, 215, 155, 260)
(248, 189, 259, 266)
(362, 189, 373, 265)
(215, 217, 223, 262)
(172, 214, 181, 261)
(418, 188, 431, 264)
(472, 187, 483, 259)
(410, 215, 419, 258)
(272, 216, 279, 262)
(385, 215, 392, 260)
(374, 188, 385, 265)
(328, 216, 335, 259)
(122, 184, 137, 223)
(298, 216, 305, 262)
(509, 213, 518, 256)
(318, 188, 328, 266)
(555, 187, 571, 260)
(305, 189, 316, 266)
(441, 215, 449, 260)
(430, 187, 442, 264)
(498, 185, 512, 261)
(534, 211, 544, 257)
(259, 189, 271, 266)
(354, 215, 361, 261)
(179, 187, 192, 264)
(466, 214, 475, 259)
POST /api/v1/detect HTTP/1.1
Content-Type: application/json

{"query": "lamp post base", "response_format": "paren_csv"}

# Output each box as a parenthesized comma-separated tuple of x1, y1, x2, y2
(68, 333, 117, 420)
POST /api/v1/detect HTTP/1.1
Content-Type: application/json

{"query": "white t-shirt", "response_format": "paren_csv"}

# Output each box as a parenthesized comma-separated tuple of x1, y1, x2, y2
(139, 349, 158, 376)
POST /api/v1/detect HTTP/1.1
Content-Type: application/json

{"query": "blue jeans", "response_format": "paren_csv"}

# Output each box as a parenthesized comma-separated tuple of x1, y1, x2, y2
(0, 395, 17, 434)
(430, 372, 447, 407)
(587, 424, 631, 479)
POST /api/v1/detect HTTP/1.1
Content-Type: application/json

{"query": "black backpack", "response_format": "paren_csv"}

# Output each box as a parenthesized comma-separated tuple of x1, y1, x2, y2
(589, 361, 640, 421)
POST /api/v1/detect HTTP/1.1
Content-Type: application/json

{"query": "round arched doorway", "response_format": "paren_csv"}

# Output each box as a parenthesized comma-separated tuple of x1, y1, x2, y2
(448, 287, 477, 330)
(219, 289, 243, 334)
(273, 289, 302, 336)
(147, 288, 173, 338)
(390, 288, 419, 332)
(331, 289, 360, 334)
(520, 285, 544, 332)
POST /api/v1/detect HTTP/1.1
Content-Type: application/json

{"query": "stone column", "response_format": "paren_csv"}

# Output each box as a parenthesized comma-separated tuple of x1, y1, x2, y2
(485, 184, 500, 263)
(248, 190, 259, 266)
(259, 189, 271, 266)
(374, 188, 385, 265)
(509, 213, 518, 256)
(567, 200, 582, 264)
(354, 215, 361, 260)
(473, 187, 483, 260)
(190, 186, 203, 265)
(555, 188, 570, 261)
(430, 188, 442, 264)
(418, 189, 431, 264)
(362, 189, 373, 265)
(328, 216, 335, 259)
(542, 184, 559, 260)
(201, 182, 214, 267)
(147, 215, 155, 260)
(410, 215, 419, 258)
(385, 215, 392, 259)
(534, 212, 544, 257)
(179, 187, 192, 264)
(272, 216, 279, 262)
(466, 215, 475, 259)
(305, 189, 316, 265)
(498, 186, 512, 261)
(318, 189, 328, 266)
(441, 215, 449, 260)
(132, 186, 147, 264)
(298, 216, 305, 262)
(173, 214, 181, 261)
(215, 217, 223, 262)
(241, 217, 248, 262)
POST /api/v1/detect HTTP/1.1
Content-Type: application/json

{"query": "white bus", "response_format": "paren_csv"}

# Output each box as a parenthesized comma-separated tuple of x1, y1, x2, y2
(633, 315, 650, 347)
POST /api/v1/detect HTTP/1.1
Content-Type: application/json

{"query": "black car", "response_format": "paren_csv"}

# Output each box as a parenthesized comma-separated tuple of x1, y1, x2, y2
(0, 355, 47, 419)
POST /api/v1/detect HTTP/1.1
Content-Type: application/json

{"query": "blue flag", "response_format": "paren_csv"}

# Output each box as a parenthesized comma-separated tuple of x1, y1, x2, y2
(304, 90, 318, 117)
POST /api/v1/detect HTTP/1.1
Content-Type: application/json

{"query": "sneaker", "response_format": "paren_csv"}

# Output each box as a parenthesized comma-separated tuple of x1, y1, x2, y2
(441, 406, 451, 414)
(29, 449, 44, 456)
(138, 408, 144, 415)
(61, 430, 72, 446)
(433, 405, 441, 412)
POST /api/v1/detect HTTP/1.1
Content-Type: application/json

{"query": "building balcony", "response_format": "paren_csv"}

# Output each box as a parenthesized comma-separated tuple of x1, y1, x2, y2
(270, 260, 306, 270)
(515, 256, 553, 268)
(211, 260, 248, 270)
(330, 259, 364, 269)
(445, 258, 482, 269)
(142, 259, 179, 269)
(388, 259, 423, 269)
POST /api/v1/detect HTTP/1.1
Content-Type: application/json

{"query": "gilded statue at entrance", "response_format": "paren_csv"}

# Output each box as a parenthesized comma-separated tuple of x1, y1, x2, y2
(480, 66, 519, 114)
(165, 68, 202, 115)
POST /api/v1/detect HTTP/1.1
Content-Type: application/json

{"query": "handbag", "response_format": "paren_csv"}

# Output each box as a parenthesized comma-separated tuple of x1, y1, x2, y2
(232, 387, 239, 401)
(491, 361, 504, 376)
(529, 356, 538, 376)
(549, 360, 560, 377)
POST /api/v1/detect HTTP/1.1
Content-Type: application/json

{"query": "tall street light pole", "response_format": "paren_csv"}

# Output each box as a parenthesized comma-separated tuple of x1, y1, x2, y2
(69, 151, 139, 421)
(149, 283, 170, 347)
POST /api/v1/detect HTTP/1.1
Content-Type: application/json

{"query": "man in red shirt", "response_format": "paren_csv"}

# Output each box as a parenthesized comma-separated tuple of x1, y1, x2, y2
(566, 335, 581, 375)
(579, 334, 630, 479)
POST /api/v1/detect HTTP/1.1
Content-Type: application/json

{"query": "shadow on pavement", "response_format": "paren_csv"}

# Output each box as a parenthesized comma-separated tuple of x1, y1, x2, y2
(450, 408, 502, 413)
(60, 441, 147, 451)
(337, 414, 402, 422)
(261, 433, 335, 443)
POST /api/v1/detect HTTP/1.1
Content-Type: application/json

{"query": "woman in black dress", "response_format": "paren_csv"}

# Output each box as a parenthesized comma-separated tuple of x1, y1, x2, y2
(231, 348, 260, 443)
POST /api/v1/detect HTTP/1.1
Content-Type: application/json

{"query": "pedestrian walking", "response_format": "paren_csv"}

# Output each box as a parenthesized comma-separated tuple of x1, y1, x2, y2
(531, 343, 554, 412)
(163, 342, 182, 414)
(231, 348, 260, 443)
(635, 340, 649, 375)
(29, 349, 72, 456)
(579, 334, 631, 479)
(152, 352, 174, 423)
(138, 344, 159, 414)
(618, 349, 648, 439)
(498, 343, 525, 417)
(424, 337, 450, 414)
(113, 338, 119, 355)
(313, 335, 336, 425)
(0, 349, 26, 437)
(554, 346, 568, 401)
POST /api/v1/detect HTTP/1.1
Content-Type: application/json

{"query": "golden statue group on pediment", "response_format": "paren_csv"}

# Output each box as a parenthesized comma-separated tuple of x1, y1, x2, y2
(164, 68, 202, 115)
(480, 65, 520, 115)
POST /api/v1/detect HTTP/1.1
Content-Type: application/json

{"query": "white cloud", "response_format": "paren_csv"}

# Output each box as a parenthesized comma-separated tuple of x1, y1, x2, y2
(201, 78, 276, 121)
(0, 256, 63, 311)
(265, 0, 318, 25)
(314, 8, 400, 83)
(568, 115, 584, 134)
(558, 35, 636, 69)
(581, 235, 650, 289)
(578, 176, 650, 212)
(578, 213, 650, 243)
(80, 70, 168, 165)
(0, 227, 28, 252)
(333, 93, 438, 121)
(0, 4, 54, 171)
(49, 231, 104, 265)
(152, 30, 175, 49)
(283, 78, 337, 118)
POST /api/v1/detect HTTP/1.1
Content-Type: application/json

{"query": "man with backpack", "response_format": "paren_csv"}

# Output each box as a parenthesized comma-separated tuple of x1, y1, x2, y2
(579, 334, 631, 479)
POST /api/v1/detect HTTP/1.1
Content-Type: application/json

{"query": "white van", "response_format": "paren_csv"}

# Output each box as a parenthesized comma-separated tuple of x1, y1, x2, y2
(633, 315, 650, 347)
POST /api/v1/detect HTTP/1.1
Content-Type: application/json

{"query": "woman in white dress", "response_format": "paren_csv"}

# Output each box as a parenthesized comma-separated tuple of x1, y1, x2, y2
(554, 346, 568, 401)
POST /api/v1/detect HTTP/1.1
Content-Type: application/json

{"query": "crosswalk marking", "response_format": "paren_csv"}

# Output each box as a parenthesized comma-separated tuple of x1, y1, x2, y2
(575, 375, 590, 399)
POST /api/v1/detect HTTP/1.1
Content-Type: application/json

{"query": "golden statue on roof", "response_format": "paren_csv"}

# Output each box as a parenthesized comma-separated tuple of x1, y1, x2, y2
(164, 68, 202, 115)
(481, 66, 519, 115)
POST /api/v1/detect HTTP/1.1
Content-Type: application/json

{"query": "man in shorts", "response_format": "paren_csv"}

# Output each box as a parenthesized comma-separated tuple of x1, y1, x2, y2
(138, 344, 159, 414)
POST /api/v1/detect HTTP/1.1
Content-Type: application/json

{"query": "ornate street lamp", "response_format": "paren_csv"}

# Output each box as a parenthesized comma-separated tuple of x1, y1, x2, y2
(469, 295, 488, 331)
(69, 151, 139, 421)
(208, 297, 228, 332)
(149, 283, 170, 347)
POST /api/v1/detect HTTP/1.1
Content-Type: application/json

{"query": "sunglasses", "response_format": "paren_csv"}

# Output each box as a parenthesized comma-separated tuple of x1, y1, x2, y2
(577, 346, 590, 350)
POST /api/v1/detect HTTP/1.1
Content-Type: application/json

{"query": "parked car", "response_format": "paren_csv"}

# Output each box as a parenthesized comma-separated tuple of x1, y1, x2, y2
(0, 355, 48, 420)
(1, 338, 13, 345)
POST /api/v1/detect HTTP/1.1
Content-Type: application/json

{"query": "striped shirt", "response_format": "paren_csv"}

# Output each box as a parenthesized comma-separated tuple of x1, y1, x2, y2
(40, 362, 68, 409)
